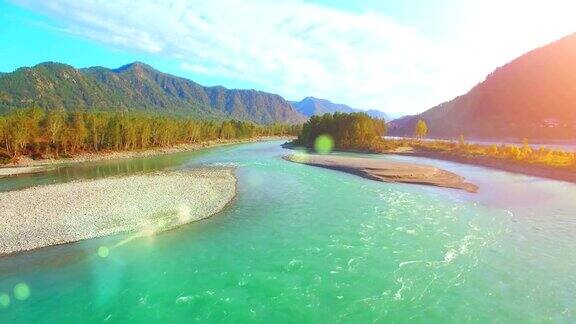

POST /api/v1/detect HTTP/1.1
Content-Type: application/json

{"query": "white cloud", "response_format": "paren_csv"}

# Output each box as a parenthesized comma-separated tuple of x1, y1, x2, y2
(12, 0, 576, 115)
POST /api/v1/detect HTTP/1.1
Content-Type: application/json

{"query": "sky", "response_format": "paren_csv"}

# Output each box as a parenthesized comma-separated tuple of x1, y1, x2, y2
(1, 0, 576, 116)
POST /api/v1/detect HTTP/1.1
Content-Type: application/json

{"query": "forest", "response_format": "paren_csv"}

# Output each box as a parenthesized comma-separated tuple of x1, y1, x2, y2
(296, 112, 387, 151)
(0, 108, 301, 163)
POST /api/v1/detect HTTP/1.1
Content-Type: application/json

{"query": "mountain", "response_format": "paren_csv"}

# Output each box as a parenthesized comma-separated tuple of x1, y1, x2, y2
(389, 33, 576, 140)
(292, 96, 388, 120)
(364, 109, 388, 120)
(291, 97, 356, 116)
(0, 61, 306, 124)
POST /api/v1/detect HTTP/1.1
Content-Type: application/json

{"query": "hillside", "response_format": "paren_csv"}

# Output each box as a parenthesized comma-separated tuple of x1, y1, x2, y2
(0, 62, 306, 124)
(389, 33, 576, 140)
(292, 96, 388, 120)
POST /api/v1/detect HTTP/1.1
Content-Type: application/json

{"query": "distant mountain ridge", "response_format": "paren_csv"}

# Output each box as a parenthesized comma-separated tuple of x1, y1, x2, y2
(291, 96, 388, 120)
(389, 33, 576, 140)
(0, 61, 306, 124)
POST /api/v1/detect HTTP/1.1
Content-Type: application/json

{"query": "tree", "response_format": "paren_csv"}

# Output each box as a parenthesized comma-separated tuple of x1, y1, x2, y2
(521, 138, 533, 156)
(458, 134, 467, 150)
(219, 121, 236, 139)
(86, 112, 108, 151)
(487, 144, 499, 155)
(24, 108, 44, 148)
(6, 111, 29, 156)
(46, 109, 66, 147)
(414, 119, 428, 139)
(0, 116, 7, 153)
(70, 111, 87, 152)
(297, 112, 386, 151)
(46, 109, 67, 155)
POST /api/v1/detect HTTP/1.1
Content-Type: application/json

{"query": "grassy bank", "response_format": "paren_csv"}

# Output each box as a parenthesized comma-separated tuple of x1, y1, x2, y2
(377, 138, 576, 183)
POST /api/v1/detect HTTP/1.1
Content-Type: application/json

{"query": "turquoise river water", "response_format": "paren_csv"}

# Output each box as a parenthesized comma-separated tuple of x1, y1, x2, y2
(1, 141, 576, 322)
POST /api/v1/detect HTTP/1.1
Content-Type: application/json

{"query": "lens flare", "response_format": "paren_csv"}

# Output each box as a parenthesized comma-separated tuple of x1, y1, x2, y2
(0, 293, 10, 308)
(97, 246, 110, 258)
(314, 135, 334, 154)
(13, 283, 30, 301)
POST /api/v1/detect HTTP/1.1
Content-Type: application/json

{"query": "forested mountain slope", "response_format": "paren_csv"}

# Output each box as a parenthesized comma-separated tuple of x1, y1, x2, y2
(0, 62, 306, 124)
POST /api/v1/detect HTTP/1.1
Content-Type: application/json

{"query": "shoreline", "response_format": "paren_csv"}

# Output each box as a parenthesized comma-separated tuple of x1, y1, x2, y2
(398, 151, 576, 184)
(0, 136, 293, 177)
(283, 142, 576, 185)
(284, 154, 478, 192)
(0, 168, 237, 256)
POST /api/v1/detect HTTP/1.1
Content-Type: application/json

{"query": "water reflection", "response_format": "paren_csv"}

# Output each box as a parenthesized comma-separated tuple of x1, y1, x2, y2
(0, 148, 212, 192)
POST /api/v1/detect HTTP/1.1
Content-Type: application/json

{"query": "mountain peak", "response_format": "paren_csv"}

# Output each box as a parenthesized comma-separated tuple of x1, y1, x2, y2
(31, 61, 76, 71)
(113, 61, 155, 73)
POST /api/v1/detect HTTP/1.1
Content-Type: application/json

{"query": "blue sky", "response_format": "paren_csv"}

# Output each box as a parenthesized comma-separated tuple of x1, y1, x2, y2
(0, 1, 255, 90)
(1, 0, 576, 115)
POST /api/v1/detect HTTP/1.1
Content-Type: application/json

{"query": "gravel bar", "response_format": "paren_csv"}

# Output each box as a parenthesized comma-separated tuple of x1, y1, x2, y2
(284, 154, 478, 192)
(0, 168, 236, 255)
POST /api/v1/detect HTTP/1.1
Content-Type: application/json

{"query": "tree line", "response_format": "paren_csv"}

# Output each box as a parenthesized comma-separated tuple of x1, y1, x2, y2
(296, 112, 387, 151)
(0, 108, 301, 161)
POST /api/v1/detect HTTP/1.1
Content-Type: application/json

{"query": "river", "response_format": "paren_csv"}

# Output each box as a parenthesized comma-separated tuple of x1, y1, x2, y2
(1, 141, 575, 322)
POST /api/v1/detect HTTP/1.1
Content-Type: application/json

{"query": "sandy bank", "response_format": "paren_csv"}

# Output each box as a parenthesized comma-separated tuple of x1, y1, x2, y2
(0, 168, 236, 255)
(284, 154, 477, 193)
(0, 136, 293, 177)
(0, 165, 53, 178)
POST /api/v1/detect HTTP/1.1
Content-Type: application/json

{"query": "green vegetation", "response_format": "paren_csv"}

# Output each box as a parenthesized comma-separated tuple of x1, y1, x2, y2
(0, 108, 300, 163)
(295, 112, 386, 152)
(0, 62, 306, 124)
